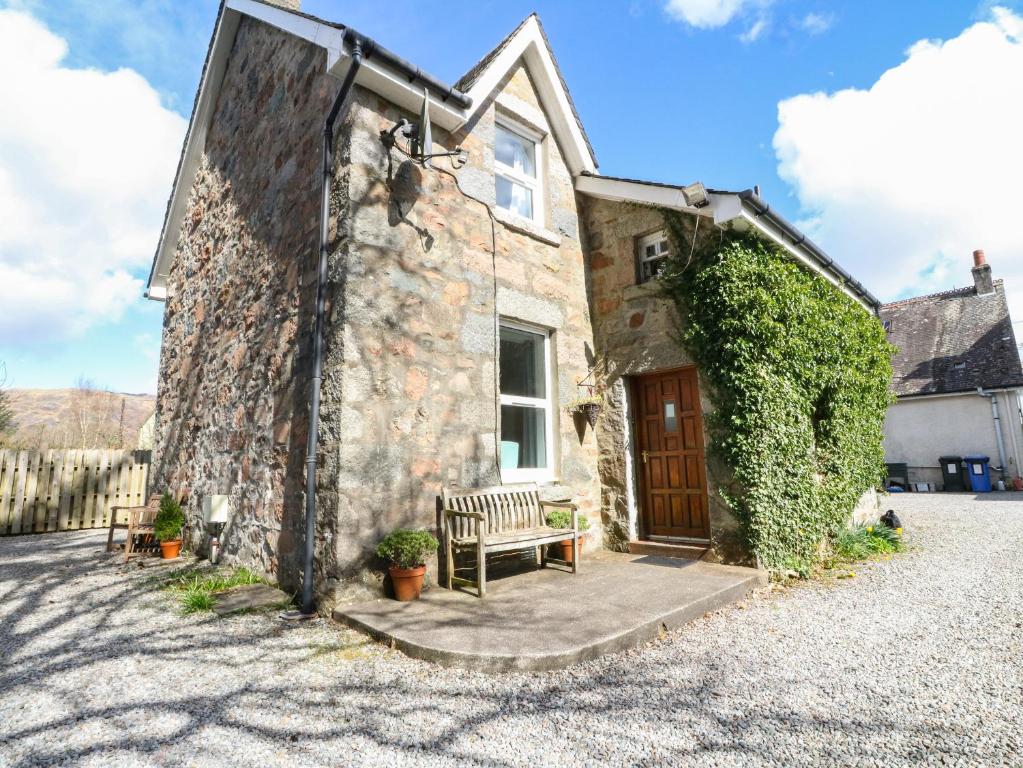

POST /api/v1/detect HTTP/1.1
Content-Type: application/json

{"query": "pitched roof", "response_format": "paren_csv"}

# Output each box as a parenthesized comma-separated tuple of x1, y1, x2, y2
(881, 280, 1023, 397)
(455, 13, 597, 167)
(146, 0, 597, 298)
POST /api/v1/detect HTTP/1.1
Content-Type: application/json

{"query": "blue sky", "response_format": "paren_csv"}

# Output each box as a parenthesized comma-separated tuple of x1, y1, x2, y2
(1, 0, 1022, 394)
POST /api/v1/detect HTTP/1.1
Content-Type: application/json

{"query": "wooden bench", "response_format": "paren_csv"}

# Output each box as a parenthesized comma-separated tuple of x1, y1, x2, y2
(441, 483, 579, 598)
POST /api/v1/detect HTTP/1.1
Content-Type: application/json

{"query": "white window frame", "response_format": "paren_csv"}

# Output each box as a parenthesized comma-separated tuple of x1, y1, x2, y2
(499, 319, 555, 484)
(637, 230, 671, 284)
(494, 117, 545, 225)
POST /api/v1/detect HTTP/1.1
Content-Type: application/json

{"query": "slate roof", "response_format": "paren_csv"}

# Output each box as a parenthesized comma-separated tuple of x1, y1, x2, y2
(880, 280, 1023, 397)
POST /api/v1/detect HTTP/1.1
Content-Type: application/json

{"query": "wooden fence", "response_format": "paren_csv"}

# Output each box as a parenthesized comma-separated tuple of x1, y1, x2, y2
(0, 449, 151, 536)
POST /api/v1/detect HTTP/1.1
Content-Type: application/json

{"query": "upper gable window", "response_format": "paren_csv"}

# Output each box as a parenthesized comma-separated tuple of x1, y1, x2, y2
(637, 231, 671, 283)
(495, 121, 543, 223)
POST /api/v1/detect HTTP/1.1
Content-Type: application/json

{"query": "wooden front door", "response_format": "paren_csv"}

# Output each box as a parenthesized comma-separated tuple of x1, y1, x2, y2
(634, 367, 710, 540)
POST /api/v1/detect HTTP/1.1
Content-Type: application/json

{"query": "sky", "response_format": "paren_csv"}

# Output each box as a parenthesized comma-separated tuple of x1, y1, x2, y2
(1, 0, 1021, 394)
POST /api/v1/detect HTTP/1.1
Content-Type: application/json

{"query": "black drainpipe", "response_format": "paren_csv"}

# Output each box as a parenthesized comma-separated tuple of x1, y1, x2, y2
(299, 33, 368, 617)
(296, 30, 473, 616)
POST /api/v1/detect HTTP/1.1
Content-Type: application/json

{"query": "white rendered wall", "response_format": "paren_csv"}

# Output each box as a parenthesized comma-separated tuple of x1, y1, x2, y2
(883, 390, 1023, 484)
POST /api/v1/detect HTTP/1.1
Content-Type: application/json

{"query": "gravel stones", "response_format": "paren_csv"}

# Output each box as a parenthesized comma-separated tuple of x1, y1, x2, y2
(1, 493, 1020, 766)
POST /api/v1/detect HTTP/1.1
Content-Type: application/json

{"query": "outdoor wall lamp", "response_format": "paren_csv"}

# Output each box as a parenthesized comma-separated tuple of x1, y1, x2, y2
(203, 494, 229, 564)
(682, 182, 710, 208)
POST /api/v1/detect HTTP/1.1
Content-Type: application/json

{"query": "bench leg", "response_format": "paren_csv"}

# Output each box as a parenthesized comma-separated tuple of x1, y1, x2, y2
(477, 537, 486, 599)
(572, 534, 579, 574)
(107, 523, 116, 553)
(445, 534, 454, 590)
(540, 543, 548, 569)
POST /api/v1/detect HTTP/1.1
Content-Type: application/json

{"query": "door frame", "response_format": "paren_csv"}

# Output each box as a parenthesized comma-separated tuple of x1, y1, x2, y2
(630, 365, 711, 543)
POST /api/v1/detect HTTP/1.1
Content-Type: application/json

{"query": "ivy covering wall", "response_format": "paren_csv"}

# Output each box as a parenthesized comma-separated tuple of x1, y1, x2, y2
(659, 215, 894, 571)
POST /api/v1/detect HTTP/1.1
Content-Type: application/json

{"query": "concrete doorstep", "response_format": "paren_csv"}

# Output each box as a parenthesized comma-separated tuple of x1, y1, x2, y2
(335, 550, 765, 672)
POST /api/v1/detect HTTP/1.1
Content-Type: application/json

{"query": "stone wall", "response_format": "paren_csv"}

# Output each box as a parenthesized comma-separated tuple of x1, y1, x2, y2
(153, 18, 336, 589)
(316, 63, 603, 604)
(581, 197, 748, 564)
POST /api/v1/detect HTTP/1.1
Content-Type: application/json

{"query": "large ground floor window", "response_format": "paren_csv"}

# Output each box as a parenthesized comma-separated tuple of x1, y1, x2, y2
(499, 321, 554, 483)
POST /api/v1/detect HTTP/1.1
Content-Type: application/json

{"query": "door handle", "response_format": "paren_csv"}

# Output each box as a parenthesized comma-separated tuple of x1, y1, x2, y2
(642, 450, 649, 464)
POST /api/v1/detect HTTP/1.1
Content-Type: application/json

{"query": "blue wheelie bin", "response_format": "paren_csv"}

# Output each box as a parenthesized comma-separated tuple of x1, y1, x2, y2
(964, 455, 992, 492)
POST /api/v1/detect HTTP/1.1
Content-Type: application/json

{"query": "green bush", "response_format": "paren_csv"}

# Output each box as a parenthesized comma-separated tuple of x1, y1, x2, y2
(154, 493, 185, 542)
(833, 523, 904, 560)
(376, 529, 439, 570)
(545, 508, 589, 530)
(659, 220, 894, 571)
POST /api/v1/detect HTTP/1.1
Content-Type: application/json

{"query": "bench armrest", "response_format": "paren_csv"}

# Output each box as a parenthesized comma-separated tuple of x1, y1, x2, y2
(539, 501, 578, 512)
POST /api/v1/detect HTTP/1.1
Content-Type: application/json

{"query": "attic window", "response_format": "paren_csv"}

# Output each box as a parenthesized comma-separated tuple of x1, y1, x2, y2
(637, 231, 671, 283)
(954, 361, 967, 370)
(495, 120, 543, 223)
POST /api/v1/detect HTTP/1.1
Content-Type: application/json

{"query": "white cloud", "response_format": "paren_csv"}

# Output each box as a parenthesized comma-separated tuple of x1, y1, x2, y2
(774, 7, 1023, 324)
(664, 0, 769, 29)
(0, 10, 185, 342)
(799, 12, 834, 35)
(739, 16, 769, 43)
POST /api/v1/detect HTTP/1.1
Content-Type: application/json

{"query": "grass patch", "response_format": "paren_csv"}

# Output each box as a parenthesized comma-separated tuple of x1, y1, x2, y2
(832, 522, 904, 561)
(161, 566, 270, 615)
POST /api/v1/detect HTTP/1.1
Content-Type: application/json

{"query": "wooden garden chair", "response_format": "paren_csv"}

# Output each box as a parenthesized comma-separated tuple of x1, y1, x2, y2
(107, 494, 160, 553)
(124, 503, 161, 561)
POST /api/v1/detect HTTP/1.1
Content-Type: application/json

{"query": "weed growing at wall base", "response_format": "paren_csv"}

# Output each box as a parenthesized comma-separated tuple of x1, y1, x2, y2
(659, 218, 895, 571)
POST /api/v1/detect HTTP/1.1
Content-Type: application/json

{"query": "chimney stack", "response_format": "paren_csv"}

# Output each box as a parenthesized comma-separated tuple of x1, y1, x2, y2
(972, 249, 994, 294)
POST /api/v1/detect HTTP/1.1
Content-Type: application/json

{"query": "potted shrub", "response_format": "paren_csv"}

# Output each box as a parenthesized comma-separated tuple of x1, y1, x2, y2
(376, 528, 439, 601)
(545, 508, 590, 564)
(566, 394, 603, 427)
(154, 493, 186, 559)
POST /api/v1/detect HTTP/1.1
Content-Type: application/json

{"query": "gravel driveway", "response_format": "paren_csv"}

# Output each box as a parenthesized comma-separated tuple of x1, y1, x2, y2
(1, 493, 1020, 767)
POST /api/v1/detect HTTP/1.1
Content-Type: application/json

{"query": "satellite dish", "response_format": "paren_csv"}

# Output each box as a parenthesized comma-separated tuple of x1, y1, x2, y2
(418, 88, 432, 167)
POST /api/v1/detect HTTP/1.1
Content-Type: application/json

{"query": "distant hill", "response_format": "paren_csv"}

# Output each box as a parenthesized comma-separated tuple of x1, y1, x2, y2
(3, 388, 155, 450)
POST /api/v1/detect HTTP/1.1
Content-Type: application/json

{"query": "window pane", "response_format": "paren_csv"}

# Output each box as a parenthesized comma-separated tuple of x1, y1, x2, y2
(500, 326, 545, 398)
(496, 175, 533, 219)
(495, 125, 536, 177)
(664, 400, 677, 432)
(501, 404, 548, 470)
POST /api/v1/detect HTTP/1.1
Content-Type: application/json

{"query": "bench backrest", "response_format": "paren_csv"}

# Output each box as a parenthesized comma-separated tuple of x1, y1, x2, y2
(442, 483, 544, 538)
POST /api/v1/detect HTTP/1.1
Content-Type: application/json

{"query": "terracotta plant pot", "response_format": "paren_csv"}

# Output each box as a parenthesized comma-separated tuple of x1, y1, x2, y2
(558, 539, 576, 564)
(390, 564, 427, 601)
(160, 539, 182, 560)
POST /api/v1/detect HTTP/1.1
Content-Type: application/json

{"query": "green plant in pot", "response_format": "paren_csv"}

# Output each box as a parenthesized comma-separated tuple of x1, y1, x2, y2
(376, 528, 439, 601)
(154, 493, 186, 560)
(545, 508, 589, 564)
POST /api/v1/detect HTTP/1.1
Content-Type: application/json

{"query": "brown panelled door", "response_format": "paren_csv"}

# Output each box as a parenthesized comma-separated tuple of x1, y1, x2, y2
(634, 367, 710, 540)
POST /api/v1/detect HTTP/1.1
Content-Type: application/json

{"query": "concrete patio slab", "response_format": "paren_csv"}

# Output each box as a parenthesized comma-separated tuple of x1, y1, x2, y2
(334, 550, 766, 672)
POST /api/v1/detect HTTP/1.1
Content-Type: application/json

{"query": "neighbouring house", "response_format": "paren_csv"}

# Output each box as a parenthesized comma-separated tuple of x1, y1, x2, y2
(146, 0, 881, 603)
(881, 250, 1023, 488)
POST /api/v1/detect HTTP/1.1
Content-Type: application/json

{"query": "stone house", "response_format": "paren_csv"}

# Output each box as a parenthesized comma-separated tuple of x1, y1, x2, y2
(881, 251, 1023, 488)
(146, 0, 880, 604)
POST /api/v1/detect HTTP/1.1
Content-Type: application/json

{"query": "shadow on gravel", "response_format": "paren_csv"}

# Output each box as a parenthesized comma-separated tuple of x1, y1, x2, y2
(0, 531, 994, 767)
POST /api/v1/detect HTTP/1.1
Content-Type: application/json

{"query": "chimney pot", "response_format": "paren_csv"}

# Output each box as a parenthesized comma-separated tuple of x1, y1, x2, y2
(973, 249, 986, 267)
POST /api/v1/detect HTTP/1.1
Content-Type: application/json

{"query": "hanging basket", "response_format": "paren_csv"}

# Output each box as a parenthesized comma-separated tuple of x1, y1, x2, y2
(580, 402, 601, 427)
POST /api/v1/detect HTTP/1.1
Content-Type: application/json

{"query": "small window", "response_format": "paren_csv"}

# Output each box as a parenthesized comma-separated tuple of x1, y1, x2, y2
(637, 231, 671, 283)
(499, 322, 554, 482)
(495, 122, 543, 223)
